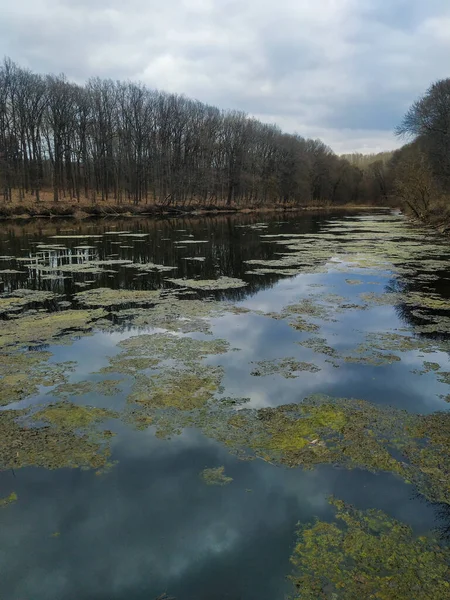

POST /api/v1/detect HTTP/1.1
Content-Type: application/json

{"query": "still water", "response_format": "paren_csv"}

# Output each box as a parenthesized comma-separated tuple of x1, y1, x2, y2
(0, 210, 449, 599)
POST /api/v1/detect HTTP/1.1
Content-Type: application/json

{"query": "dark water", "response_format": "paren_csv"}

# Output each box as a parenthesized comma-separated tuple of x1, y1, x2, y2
(0, 210, 449, 599)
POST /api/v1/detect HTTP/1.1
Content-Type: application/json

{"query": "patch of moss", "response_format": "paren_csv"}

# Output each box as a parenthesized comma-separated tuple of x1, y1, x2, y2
(0, 409, 112, 471)
(0, 308, 105, 350)
(124, 262, 177, 272)
(200, 466, 233, 486)
(289, 497, 450, 600)
(75, 287, 161, 308)
(0, 289, 59, 316)
(166, 277, 247, 290)
(297, 337, 338, 358)
(250, 357, 320, 378)
(0, 492, 18, 508)
(129, 366, 224, 410)
(0, 351, 75, 406)
(35, 403, 116, 429)
(49, 378, 123, 399)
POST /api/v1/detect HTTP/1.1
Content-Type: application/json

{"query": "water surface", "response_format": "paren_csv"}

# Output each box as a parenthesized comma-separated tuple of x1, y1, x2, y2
(0, 210, 449, 599)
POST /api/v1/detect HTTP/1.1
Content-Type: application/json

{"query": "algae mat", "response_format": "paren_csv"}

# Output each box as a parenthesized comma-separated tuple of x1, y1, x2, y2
(1, 210, 450, 600)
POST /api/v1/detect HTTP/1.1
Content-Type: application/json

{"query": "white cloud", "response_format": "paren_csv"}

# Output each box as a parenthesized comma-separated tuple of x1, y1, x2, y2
(1, 0, 449, 153)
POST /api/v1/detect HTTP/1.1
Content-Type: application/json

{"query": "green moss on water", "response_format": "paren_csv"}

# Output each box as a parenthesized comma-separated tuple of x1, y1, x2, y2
(200, 466, 233, 486)
(297, 337, 338, 358)
(0, 309, 105, 349)
(75, 287, 162, 308)
(289, 497, 450, 600)
(129, 367, 223, 410)
(35, 403, 116, 429)
(49, 379, 122, 399)
(0, 289, 58, 316)
(166, 277, 247, 290)
(124, 262, 177, 272)
(0, 409, 112, 471)
(0, 351, 77, 406)
(0, 492, 18, 508)
(250, 357, 320, 378)
(345, 279, 363, 285)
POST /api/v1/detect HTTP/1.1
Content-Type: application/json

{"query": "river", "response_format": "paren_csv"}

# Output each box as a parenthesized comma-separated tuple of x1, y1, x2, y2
(0, 209, 449, 599)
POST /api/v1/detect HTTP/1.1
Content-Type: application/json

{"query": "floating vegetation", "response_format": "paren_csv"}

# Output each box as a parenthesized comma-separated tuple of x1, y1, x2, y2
(0, 351, 75, 406)
(289, 497, 450, 600)
(166, 277, 247, 290)
(174, 240, 209, 244)
(116, 233, 149, 238)
(124, 262, 177, 272)
(49, 378, 122, 399)
(35, 403, 116, 430)
(0, 269, 26, 274)
(129, 366, 224, 410)
(345, 278, 363, 285)
(245, 268, 300, 276)
(0, 409, 113, 471)
(94, 332, 230, 413)
(0, 309, 105, 349)
(200, 466, 233, 486)
(0, 289, 58, 316)
(343, 343, 402, 366)
(250, 357, 320, 378)
(182, 257, 206, 262)
(113, 332, 230, 365)
(75, 287, 161, 308)
(0, 492, 18, 508)
(297, 337, 338, 358)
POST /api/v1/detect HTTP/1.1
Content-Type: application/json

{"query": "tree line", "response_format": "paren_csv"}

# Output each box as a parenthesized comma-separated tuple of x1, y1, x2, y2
(342, 79, 450, 225)
(0, 57, 383, 208)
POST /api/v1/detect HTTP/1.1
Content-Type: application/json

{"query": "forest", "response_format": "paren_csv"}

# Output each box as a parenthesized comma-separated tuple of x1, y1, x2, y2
(0, 58, 383, 213)
(1, 57, 449, 223)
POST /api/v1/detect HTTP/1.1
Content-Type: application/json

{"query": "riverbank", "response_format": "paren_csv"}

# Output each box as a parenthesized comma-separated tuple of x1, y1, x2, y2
(0, 200, 384, 220)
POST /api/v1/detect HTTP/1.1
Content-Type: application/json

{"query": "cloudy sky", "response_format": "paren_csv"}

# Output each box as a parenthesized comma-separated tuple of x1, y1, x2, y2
(1, 0, 449, 154)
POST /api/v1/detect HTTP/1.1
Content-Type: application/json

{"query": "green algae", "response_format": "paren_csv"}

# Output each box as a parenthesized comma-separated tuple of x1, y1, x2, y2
(75, 287, 161, 308)
(250, 358, 320, 378)
(289, 497, 450, 600)
(49, 378, 122, 399)
(35, 403, 116, 430)
(0, 289, 59, 316)
(129, 367, 224, 410)
(0, 409, 112, 471)
(289, 317, 320, 333)
(343, 345, 402, 366)
(125, 262, 177, 272)
(0, 309, 105, 349)
(114, 333, 230, 365)
(345, 278, 363, 285)
(200, 466, 233, 486)
(166, 277, 248, 290)
(245, 268, 301, 276)
(0, 492, 18, 508)
(437, 371, 450, 384)
(0, 351, 76, 406)
(297, 337, 338, 358)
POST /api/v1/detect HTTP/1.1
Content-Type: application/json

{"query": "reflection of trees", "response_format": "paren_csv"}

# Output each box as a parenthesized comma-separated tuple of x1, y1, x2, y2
(0, 212, 333, 303)
(386, 272, 450, 339)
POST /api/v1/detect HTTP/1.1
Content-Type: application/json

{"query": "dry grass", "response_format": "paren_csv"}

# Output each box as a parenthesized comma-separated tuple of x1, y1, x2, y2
(0, 189, 379, 220)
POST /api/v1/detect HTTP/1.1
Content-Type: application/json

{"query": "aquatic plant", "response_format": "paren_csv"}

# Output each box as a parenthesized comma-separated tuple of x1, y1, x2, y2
(289, 497, 450, 600)
(166, 276, 248, 290)
(200, 466, 233, 486)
